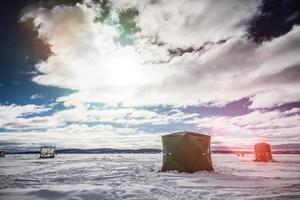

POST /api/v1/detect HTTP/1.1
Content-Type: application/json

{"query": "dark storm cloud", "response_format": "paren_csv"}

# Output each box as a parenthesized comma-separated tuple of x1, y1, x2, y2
(248, 0, 300, 42)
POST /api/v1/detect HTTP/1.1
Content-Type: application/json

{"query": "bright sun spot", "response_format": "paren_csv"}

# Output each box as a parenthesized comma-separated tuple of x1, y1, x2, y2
(105, 51, 144, 87)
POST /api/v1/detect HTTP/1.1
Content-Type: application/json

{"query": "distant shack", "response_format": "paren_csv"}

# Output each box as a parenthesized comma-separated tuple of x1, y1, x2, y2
(40, 146, 56, 159)
(0, 151, 5, 158)
(254, 143, 272, 162)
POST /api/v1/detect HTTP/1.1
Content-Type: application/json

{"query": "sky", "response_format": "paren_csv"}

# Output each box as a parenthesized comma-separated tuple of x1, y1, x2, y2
(0, 0, 300, 151)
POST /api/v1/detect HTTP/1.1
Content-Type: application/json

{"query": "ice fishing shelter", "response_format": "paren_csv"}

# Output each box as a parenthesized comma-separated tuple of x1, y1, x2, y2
(0, 151, 5, 158)
(254, 143, 272, 162)
(40, 146, 56, 158)
(162, 131, 214, 172)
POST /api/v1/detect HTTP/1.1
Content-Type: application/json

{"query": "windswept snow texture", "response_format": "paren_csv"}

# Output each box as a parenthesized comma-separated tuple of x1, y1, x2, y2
(0, 154, 300, 199)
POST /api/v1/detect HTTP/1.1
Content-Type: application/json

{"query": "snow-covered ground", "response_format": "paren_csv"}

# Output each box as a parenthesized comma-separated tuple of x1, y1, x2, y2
(0, 154, 299, 200)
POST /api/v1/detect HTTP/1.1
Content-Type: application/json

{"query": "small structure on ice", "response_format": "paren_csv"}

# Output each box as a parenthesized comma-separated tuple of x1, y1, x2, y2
(40, 146, 56, 158)
(254, 143, 272, 162)
(161, 131, 214, 172)
(0, 150, 5, 158)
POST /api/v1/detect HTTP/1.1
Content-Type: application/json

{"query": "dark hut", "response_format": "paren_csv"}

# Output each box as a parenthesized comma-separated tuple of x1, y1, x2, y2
(161, 131, 214, 172)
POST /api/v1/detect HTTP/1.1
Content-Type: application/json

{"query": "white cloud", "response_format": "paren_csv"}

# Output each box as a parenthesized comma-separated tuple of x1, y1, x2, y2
(20, 2, 300, 109)
(111, 0, 261, 47)
(3, 107, 299, 149)
(0, 104, 50, 128)
(0, 125, 162, 149)
(30, 94, 43, 99)
(1, 103, 199, 130)
(5, 0, 298, 150)
(187, 108, 300, 147)
(1, 104, 299, 149)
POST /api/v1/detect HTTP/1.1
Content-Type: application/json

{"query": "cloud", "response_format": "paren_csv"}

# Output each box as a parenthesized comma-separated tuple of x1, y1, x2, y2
(5, 0, 298, 150)
(153, 25, 300, 108)
(187, 108, 300, 147)
(0, 124, 162, 149)
(0, 104, 51, 128)
(20, 1, 300, 109)
(111, 0, 261, 47)
(30, 94, 43, 99)
(1, 103, 198, 131)
(2, 107, 299, 149)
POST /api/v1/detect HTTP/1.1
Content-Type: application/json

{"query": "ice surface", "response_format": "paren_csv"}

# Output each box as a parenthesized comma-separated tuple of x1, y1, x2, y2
(0, 154, 299, 199)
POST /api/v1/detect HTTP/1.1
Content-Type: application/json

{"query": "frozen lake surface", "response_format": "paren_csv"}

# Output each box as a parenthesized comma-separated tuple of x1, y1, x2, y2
(0, 154, 300, 199)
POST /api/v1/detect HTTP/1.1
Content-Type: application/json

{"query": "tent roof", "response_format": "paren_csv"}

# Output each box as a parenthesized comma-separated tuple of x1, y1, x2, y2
(255, 143, 270, 147)
(163, 131, 210, 138)
(41, 146, 56, 148)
